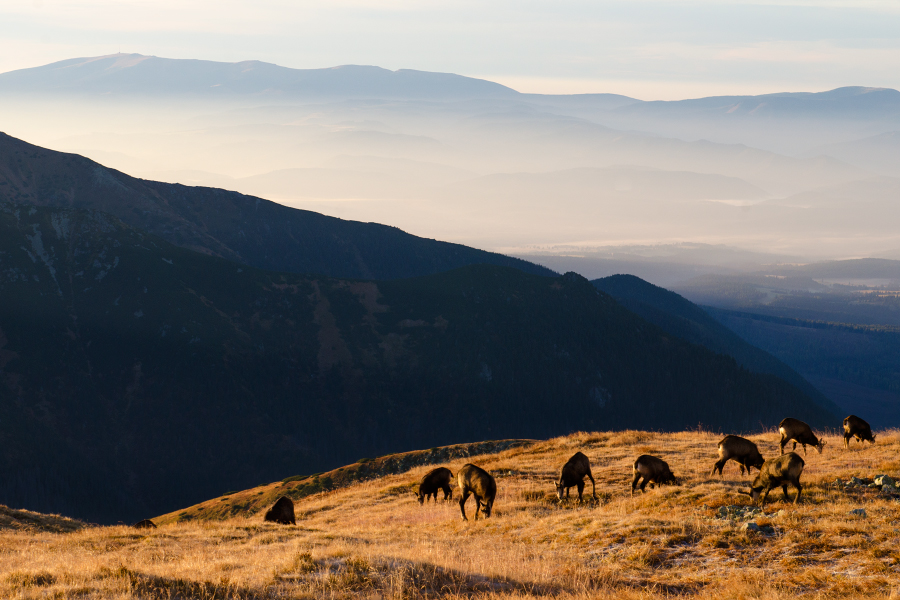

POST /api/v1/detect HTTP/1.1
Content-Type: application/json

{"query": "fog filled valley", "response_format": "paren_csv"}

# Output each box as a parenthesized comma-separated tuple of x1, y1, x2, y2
(3, 55, 900, 257)
(1, 52, 900, 598)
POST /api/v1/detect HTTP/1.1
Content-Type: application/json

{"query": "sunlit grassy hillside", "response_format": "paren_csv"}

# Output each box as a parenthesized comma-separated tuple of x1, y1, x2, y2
(3, 429, 900, 598)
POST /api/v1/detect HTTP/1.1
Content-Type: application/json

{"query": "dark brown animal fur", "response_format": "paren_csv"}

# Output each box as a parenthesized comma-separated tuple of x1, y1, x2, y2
(415, 467, 454, 504)
(556, 452, 596, 501)
(843, 415, 876, 448)
(631, 455, 678, 495)
(779, 418, 825, 455)
(264, 496, 296, 525)
(457, 463, 496, 521)
(712, 435, 765, 477)
(133, 519, 157, 529)
(745, 452, 805, 506)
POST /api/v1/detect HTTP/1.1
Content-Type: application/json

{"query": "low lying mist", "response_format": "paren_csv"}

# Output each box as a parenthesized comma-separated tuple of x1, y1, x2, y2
(2, 57, 898, 275)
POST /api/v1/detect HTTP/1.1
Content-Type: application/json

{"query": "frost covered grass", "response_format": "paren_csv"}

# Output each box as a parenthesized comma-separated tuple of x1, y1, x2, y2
(2, 429, 899, 598)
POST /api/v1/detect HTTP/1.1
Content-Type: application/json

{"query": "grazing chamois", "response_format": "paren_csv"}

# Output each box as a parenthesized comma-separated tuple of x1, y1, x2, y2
(631, 455, 679, 496)
(556, 452, 597, 502)
(743, 452, 805, 506)
(415, 467, 454, 504)
(843, 415, 876, 448)
(133, 519, 157, 529)
(779, 418, 826, 455)
(712, 435, 765, 477)
(457, 463, 496, 521)
(264, 496, 296, 525)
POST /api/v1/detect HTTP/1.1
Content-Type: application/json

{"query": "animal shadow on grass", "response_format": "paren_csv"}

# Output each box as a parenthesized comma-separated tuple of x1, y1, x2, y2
(120, 568, 263, 600)
(274, 554, 563, 598)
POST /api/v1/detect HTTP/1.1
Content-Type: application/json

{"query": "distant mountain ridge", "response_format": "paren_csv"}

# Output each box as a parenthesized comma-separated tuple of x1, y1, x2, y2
(612, 87, 900, 120)
(4, 54, 898, 115)
(0, 54, 519, 100)
(0, 132, 554, 280)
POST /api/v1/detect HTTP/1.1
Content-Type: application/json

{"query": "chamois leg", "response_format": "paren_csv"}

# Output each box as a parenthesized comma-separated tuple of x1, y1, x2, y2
(712, 459, 726, 476)
(473, 494, 483, 520)
(793, 481, 802, 504)
(782, 484, 789, 500)
(459, 490, 471, 521)
(631, 474, 641, 496)
(587, 471, 597, 499)
(576, 481, 585, 502)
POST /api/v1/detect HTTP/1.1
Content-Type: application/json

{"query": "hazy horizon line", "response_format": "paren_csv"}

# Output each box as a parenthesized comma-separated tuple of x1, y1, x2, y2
(2, 52, 896, 102)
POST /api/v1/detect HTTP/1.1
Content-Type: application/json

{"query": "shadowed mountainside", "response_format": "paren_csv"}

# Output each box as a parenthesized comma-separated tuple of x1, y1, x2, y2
(0, 132, 554, 280)
(592, 274, 841, 415)
(0, 202, 833, 523)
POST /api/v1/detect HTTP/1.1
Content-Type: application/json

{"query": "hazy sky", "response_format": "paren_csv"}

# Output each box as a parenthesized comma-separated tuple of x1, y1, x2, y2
(2, 0, 900, 99)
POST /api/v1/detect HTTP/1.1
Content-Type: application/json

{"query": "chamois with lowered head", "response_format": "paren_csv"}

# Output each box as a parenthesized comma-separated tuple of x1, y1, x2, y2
(631, 455, 679, 495)
(779, 418, 825, 455)
(457, 463, 496, 521)
(742, 452, 805, 506)
(415, 467, 454, 504)
(556, 452, 597, 502)
(712, 435, 764, 477)
(843, 415, 876, 448)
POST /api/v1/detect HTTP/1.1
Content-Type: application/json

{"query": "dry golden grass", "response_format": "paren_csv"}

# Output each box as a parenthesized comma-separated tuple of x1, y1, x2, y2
(0, 504, 86, 533)
(2, 429, 900, 598)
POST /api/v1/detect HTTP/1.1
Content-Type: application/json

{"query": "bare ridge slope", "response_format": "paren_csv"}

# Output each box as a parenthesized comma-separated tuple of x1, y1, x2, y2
(0, 132, 554, 280)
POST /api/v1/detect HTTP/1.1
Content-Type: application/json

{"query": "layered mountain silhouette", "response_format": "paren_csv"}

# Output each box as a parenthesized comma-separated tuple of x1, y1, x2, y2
(611, 87, 900, 120)
(0, 200, 833, 523)
(0, 132, 552, 280)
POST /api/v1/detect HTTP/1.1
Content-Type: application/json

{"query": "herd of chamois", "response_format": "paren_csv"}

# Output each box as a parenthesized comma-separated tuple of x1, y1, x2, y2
(405, 414, 877, 520)
(250, 414, 875, 526)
